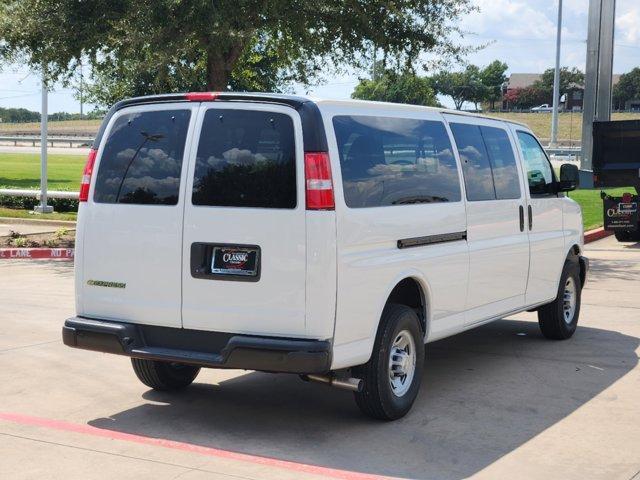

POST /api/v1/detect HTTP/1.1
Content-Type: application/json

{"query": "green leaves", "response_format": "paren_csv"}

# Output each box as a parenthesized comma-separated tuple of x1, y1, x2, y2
(613, 68, 640, 110)
(352, 68, 440, 107)
(0, 0, 474, 106)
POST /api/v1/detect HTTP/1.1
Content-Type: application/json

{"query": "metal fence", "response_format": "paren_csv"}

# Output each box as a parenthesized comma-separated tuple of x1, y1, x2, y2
(0, 135, 93, 148)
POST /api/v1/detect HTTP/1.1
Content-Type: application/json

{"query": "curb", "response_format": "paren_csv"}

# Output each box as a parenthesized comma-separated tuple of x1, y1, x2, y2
(584, 228, 612, 244)
(0, 217, 76, 227)
(0, 248, 74, 260)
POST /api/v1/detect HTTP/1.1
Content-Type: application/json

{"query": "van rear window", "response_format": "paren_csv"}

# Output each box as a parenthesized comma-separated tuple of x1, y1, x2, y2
(192, 110, 296, 209)
(333, 116, 461, 208)
(93, 109, 191, 205)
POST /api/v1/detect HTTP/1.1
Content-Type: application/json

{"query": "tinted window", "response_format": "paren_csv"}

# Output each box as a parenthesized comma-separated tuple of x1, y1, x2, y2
(94, 109, 191, 205)
(479, 126, 521, 199)
(192, 110, 296, 208)
(333, 116, 461, 208)
(517, 131, 554, 195)
(450, 123, 495, 201)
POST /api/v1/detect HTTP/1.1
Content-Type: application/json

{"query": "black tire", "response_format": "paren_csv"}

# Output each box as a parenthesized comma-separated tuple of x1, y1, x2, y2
(353, 304, 425, 420)
(538, 259, 581, 340)
(615, 230, 632, 242)
(615, 229, 640, 242)
(131, 358, 200, 391)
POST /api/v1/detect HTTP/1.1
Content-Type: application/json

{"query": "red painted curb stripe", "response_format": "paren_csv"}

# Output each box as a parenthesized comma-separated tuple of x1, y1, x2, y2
(0, 412, 391, 480)
(0, 248, 74, 260)
(583, 228, 613, 244)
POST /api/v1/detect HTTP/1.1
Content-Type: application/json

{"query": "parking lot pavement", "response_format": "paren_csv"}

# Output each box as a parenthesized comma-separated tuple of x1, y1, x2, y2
(1, 236, 639, 480)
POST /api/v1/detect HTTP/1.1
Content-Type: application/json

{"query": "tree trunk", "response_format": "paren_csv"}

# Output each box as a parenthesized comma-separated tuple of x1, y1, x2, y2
(205, 43, 245, 91)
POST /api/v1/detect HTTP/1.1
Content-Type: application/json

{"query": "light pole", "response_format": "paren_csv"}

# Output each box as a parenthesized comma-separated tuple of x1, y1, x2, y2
(34, 69, 53, 214)
(550, 0, 563, 147)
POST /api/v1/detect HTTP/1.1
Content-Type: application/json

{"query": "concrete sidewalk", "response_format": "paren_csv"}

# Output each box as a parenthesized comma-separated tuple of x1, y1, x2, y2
(0, 236, 639, 479)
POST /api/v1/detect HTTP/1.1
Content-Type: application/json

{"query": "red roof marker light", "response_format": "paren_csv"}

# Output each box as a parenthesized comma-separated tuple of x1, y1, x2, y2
(186, 92, 219, 102)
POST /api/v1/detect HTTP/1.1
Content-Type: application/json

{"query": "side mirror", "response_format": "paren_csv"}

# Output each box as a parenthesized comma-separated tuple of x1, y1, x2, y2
(558, 163, 579, 192)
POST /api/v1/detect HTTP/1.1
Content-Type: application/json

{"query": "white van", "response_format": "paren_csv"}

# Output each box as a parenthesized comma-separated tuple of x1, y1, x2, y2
(63, 93, 588, 420)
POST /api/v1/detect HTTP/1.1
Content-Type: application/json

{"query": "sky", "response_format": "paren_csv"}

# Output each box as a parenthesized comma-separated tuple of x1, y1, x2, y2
(1, 0, 638, 113)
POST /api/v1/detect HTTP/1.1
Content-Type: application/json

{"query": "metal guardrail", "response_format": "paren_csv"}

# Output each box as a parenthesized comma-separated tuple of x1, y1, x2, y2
(0, 188, 78, 200)
(545, 147, 581, 157)
(0, 135, 93, 147)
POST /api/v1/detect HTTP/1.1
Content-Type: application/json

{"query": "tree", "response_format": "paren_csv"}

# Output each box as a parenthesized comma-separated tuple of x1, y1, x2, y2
(351, 68, 440, 107)
(534, 67, 584, 95)
(506, 86, 547, 110)
(431, 65, 486, 110)
(480, 60, 508, 110)
(0, 0, 475, 99)
(83, 36, 293, 107)
(613, 68, 640, 110)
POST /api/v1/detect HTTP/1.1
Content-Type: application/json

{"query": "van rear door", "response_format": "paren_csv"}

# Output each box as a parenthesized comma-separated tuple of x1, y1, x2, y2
(77, 103, 196, 328)
(181, 103, 307, 337)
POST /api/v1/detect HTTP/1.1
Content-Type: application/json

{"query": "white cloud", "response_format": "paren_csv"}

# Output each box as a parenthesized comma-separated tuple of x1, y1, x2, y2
(617, 6, 640, 44)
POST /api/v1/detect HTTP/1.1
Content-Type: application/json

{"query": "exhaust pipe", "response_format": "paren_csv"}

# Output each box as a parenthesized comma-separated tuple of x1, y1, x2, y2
(303, 374, 363, 392)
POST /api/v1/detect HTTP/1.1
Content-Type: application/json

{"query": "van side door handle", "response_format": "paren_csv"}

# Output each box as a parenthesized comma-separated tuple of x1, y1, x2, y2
(519, 205, 525, 232)
(528, 205, 533, 230)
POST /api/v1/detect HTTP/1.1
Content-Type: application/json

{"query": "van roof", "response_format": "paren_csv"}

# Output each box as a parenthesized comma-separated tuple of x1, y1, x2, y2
(94, 92, 530, 148)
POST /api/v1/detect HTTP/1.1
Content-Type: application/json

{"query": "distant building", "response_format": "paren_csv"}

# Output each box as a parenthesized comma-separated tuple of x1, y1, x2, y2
(502, 73, 622, 111)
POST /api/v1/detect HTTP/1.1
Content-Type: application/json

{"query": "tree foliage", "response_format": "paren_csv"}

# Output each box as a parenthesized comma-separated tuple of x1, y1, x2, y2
(479, 60, 508, 109)
(0, 0, 474, 106)
(613, 68, 640, 110)
(534, 67, 584, 95)
(431, 62, 504, 110)
(351, 67, 440, 107)
(505, 86, 548, 109)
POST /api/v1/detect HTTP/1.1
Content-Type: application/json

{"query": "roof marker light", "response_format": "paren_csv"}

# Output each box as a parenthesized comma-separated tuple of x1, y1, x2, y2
(186, 92, 219, 102)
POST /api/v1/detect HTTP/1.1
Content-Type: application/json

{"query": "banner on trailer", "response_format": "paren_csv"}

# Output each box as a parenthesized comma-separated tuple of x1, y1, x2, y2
(603, 196, 639, 231)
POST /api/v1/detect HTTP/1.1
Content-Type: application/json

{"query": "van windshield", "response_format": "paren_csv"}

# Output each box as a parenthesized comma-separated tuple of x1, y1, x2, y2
(192, 109, 297, 209)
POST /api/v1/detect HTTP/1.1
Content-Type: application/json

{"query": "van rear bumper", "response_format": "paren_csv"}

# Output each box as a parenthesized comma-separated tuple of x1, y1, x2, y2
(62, 317, 331, 374)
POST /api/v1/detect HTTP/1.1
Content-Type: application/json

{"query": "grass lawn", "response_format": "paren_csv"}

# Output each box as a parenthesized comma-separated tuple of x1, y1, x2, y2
(0, 152, 84, 190)
(0, 207, 77, 222)
(567, 187, 633, 231)
(489, 111, 640, 144)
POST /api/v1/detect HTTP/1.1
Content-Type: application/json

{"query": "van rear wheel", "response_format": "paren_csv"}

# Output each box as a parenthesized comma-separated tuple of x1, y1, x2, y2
(538, 260, 581, 340)
(353, 304, 424, 420)
(131, 358, 200, 391)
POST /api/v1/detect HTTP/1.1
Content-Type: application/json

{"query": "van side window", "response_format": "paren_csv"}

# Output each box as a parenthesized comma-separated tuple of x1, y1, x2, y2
(450, 123, 521, 201)
(93, 109, 191, 205)
(192, 110, 296, 209)
(479, 126, 521, 199)
(449, 123, 495, 201)
(516, 131, 555, 196)
(333, 116, 461, 208)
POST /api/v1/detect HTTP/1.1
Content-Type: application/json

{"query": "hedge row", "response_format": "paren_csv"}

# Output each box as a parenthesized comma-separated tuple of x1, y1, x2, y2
(0, 195, 78, 212)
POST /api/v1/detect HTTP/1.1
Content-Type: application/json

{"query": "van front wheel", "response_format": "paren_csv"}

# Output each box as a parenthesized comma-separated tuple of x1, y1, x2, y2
(538, 260, 581, 340)
(353, 304, 425, 420)
(131, 358, 200, 391)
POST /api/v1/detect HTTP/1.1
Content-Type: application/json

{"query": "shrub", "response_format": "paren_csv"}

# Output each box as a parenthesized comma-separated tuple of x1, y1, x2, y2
(0, 195, 78, 212)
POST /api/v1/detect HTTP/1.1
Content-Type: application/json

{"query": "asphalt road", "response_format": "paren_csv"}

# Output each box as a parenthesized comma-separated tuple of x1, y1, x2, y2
(1, 235, 639, 480)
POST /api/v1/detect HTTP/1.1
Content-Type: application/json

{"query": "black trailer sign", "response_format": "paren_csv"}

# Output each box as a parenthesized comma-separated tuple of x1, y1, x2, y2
(604, 195, 639, 231)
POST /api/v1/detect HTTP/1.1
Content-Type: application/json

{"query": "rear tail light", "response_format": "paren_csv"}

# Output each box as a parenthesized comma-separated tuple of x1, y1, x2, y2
(186, 92, 219, 102)
(305, 152, 334, 210)
(79, 148, 97, 202)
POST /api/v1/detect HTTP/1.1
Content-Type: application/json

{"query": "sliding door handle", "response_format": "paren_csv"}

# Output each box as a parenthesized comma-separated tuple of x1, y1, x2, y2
(528, 205, 533, 230)
(519, 205, 525, 232)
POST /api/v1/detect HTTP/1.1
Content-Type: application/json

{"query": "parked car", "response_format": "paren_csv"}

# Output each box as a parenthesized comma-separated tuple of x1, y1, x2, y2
(530, 104, 554, 113)
(63, 93, 588, 420)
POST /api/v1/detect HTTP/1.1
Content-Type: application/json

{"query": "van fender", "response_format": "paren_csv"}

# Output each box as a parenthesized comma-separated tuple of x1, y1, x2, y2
(553, 243, 583, 293)
(368, 269, 434, 346)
